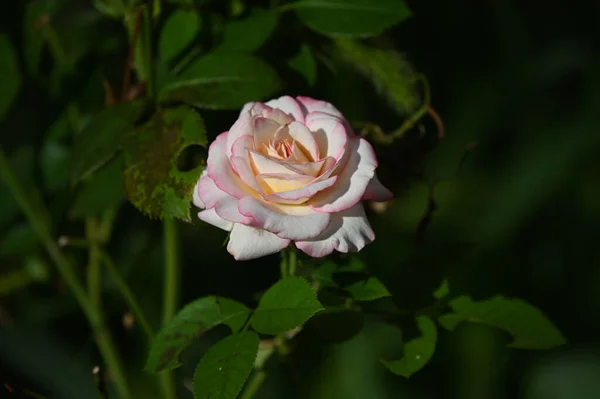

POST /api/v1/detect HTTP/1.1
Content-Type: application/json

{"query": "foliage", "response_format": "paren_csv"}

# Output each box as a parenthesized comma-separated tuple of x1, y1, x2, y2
(2, 1, 599, 399)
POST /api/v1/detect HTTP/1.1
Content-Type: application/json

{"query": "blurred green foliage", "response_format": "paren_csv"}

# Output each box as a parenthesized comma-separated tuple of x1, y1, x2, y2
(1, 0, 600, 399)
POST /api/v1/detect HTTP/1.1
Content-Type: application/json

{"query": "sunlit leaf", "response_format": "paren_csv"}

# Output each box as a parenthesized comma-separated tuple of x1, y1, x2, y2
(160, 9, 201, 64)
(333, 39, 419, 115)
(0, 35, 21, 120)
(123, 106, 207, 221)
(214, 8, 278, 53)
(71, 99, 150, 184)
(288, 44, 317, 86)
(252, 277, 324, 335)
(193, 331, 259, 399)
(381, 316, 437, 378)
(294, 0, 412, 38)
(438, 296, 567, 349)
(345, 277, 391, 301)
(159, 53, 281, 109)
(433, 279, 450, 299)
(146, 296, 250, 373)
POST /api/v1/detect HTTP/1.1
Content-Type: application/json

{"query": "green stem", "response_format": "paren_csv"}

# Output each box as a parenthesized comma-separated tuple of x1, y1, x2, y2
(280, 251, 288, 279)
(101, 251, 154, 341)
(160, 218, 180, 399)
(239, 370, 267, 399)
(0, 149, 132, 399)
(288, 249, 297, 277)
(86, 221, 103, 307)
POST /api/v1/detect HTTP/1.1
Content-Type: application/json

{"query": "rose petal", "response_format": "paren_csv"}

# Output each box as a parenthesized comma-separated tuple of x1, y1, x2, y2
(362, 174, 393, 201)
(198, 209, 233, 232)
(231, 156, 264, 194)
(255, 173, 313, 194)
(266, 96, 305, 123)
(282, 156, 334, 177)
(238, 196, 331, 240)
(225, 112, 253, 158)
(310, 137, 377, 213)
(265, 175, 338, 205)
(253, 117, 281, 149)
(192, 170, 207, 209)
(296, 96, 343, 118)
(295, 203, 374, 258)
(249, 150, 302, 176)
(227, 223, 290, 261)
(207, 133, 256, 199)
(305, 116, 348, 161)
(199, 174, 254, 224)
(287, 121, 319, 161)
(231, 135, 255, 158)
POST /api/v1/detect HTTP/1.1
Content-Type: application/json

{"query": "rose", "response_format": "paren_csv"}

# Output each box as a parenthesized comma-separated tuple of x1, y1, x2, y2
(193, 96, 392, 260)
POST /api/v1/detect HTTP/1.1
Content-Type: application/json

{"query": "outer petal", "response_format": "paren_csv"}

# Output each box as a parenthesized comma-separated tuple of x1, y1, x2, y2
(296, 96, 343, 118)
(227, 224, 290, 260)
(238, 196, 331, 240)
(192, 170, 207, 209)
(310, 137, 377, 213)
(265, 96, 305, 123)
(295, 203, 374, 258)
(362, 174, 393, 201)
(198, 175, 253, 224)
(198, 209, 233, 231)
(226, 112, 252, 158)
(207, 133, 256, 199)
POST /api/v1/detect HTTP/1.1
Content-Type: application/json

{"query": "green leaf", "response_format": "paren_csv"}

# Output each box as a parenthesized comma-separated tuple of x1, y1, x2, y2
(71, 99, 150, 184)
(433, 279, 449, 299)
(193, 331, 259, 399)
(288, 44, 317, 86)
(0, 35, 21, 120)
(41, 140, 70, 193)
(381, 316, 437, 378)
(146, 296, 250, 373)
(293, 0, 412, 38)
(252, 277, 324, 334)
(438, 296, 567, 349)
(345, 277, 391, 301)
(70, 157, 125, 219)
(333, 39, 420, 115)
(0, 223, 38, 258)
(214, 8, 278, 53)
(123, 106, 207, 221)
(159, 53, 281, 109)
(160, 9, 201, 64)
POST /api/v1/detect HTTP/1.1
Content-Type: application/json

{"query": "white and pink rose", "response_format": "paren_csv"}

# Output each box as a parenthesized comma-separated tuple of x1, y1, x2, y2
(193, 96, 392, 260)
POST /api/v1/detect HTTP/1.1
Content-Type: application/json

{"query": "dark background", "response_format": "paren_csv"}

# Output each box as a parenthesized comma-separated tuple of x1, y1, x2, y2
(1, 0, 600, 398)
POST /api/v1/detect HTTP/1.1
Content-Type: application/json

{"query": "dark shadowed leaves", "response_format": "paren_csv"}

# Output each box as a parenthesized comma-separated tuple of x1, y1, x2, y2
(71, 99, 150, 184)
(159, 53, 281, 109)
(193, 331, 259, 399)
(123, 106, 207, 221)
(251, 277, 324, 335)
(304, 308, 364, 343)
(333, 39, 419, 116)
(294, 0, 412, 38)
(0, 35, 21, 120)
(159, 9, 201, 65)
(214, 8, 278, 53)
(438, 296, 567, 349)
(70, 157, 125, 219)
(288, 44, 317, 86)
(382, 316, 437, 378)
(146, 296, 250, 373)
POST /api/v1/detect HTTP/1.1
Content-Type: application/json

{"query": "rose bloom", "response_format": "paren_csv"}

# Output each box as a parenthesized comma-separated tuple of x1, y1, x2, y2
(193, 96, 392, 260)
